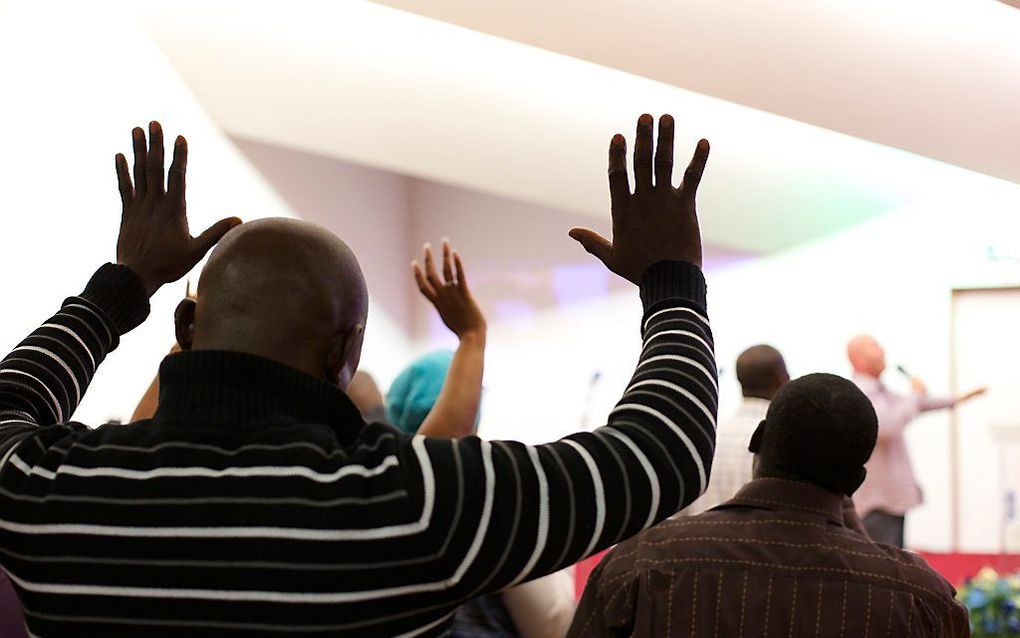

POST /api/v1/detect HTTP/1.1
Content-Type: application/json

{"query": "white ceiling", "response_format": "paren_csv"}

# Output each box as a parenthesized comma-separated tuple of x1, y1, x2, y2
(135, 0, 1015, 254)
(374, 0, 1020, 186)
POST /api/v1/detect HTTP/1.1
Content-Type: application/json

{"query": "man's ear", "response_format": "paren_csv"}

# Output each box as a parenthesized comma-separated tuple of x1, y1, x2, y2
(174, 298, 197, 351)
(846, 467, 868, 496)
(775, 368, 791, 392)
(327, 324, 365, 388)
(748, 420, 766, 453)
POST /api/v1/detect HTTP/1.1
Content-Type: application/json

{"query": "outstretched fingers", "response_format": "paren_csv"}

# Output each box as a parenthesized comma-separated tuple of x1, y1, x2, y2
(654, 114, 674, 190)
(191, 217, 242, 264)
(132, 127, 147, 201)
(679, 139, 711, 203)
(413, 260, 437, 300)
(167, 136, 188, 209)
(146, 121, 165, 197)
(441, 239, 455, 284)
(115, 153, 133, 211)
(632, 114, 654, 195)
(422, 243, 443, 291)
(568, 227, 613, 268)
(608, 134, 630, 216)
(453, 251, 469, 292)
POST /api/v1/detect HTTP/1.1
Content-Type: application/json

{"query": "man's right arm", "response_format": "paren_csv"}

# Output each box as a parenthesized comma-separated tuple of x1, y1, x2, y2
(424, 261, 715, 594)
(407, 114, 717, 598)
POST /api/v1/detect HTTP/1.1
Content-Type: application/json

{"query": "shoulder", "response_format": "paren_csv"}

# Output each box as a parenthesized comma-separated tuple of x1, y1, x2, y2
(590, 515, 710, 586)
(848, 543, 965, 618)
(887, 547, 960, 596)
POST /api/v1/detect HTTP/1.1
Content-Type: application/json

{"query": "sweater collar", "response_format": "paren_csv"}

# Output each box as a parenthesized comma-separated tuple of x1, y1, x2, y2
(153, 350, 365, 443)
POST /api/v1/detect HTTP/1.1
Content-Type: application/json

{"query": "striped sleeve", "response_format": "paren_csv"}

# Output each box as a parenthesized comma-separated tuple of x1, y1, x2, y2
(417, 260, 717, 599)
(0, 264, 149, 471)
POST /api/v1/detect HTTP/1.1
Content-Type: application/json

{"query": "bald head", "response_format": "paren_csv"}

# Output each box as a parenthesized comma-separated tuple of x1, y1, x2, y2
(847, 335, 885, 378)
(735, 345, 789, 401)
(175, 218, 369, 388)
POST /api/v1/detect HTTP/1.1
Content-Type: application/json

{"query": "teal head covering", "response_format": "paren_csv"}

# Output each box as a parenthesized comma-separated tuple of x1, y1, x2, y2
(385, 350, 457, 436)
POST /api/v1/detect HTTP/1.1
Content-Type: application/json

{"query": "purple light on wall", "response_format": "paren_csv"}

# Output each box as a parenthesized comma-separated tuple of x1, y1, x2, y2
(493, 299, 535, 324)
(702, 246, 759, 273)
(426, 313, 460, 347)
(551, 262, 610, 306)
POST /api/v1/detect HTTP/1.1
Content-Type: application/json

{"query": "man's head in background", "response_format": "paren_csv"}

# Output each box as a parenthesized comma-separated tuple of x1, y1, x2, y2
(749, 373, 878, 496)
(174, 218, 369, 390)
(847, 335, 886, 378)
(735, 345, 790, 401)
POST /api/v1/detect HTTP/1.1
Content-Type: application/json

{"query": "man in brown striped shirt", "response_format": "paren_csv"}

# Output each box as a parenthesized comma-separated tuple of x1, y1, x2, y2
(570, 373, 970, 637)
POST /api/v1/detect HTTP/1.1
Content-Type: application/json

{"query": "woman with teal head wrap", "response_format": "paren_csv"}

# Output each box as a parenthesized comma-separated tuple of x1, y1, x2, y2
(386, 350, 482, 436)
(389, 239, 487, 440)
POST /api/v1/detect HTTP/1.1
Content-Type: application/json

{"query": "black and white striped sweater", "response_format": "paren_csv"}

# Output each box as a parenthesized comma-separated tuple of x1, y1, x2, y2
(0, 260, 716, 637)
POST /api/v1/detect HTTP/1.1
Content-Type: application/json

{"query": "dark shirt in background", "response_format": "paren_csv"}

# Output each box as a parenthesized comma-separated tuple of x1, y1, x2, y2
(0, 570, 27, 638)
(571, 478, 969, 637)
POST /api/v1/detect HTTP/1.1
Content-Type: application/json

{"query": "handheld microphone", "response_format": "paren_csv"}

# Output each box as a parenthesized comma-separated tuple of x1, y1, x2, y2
(579, 370, 602, 430)
(896, 365, 911, 378)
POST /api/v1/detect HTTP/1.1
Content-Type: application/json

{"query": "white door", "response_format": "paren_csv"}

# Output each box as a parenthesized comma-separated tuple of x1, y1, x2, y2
(952, 288, 1020, 552)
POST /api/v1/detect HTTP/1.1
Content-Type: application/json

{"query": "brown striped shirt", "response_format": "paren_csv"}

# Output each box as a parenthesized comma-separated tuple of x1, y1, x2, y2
(570, 478, 969, 637)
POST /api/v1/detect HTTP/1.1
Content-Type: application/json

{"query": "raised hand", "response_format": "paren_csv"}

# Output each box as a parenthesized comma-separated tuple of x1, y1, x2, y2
(569, 114, 710, 282)
(412, 240, 486, 339)
(958, 386, 988, 403)
(115, 121, 241, 296)
(910, 377, 929, 397)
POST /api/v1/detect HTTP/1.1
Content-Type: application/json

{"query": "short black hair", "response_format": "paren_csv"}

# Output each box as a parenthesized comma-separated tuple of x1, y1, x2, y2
(754, 373, 878, 495)
(736, 345, 788, 399)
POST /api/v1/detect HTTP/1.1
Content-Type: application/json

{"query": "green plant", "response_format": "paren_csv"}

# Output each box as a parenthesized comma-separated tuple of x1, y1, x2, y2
(958, 567, 1020, 636)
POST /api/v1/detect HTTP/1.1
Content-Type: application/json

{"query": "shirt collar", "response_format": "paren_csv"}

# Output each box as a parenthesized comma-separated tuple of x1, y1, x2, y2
(153, 350, 366, 445)
(725, 477, 846, 526)
(853, 372, 884, 392)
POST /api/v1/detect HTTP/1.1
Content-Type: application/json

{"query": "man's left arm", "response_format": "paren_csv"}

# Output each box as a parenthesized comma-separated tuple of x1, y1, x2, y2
(0, 121, 239, 472)
(919, 387, 986, 413)
(0, 265, 149, 468)
(910, 376, 986, 413)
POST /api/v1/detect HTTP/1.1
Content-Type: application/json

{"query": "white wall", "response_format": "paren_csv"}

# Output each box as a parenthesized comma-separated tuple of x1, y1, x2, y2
(0, 1, 294, 424)
(707, 178, 1020, 551)
(135, 0, 987, 255)
(405, 179, 750, 444)
(402, 161, 1020, 553)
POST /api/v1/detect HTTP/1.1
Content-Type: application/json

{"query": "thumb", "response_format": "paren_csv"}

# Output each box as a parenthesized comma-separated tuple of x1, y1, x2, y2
(193, 216, 243, 260)
(569, 227, 613, 266)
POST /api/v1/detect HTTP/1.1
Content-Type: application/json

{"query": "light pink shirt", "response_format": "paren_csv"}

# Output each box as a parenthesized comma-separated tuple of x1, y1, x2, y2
(853, 374, 955, 516)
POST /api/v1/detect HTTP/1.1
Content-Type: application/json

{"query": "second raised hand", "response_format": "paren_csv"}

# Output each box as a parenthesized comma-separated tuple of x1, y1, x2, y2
(569, 114, 710, 282)
(115, 121, 242, 297)
(412, 240, 486, 340)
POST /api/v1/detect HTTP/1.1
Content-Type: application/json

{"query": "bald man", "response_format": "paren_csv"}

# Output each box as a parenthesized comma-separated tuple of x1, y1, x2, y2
(848, 335, 985, 547)
(685, 345, 789, 514)
(0, 115, 718, 636)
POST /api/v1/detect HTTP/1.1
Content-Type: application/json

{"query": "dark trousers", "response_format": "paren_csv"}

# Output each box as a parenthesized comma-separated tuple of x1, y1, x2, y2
(863, 510, 906, 548)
